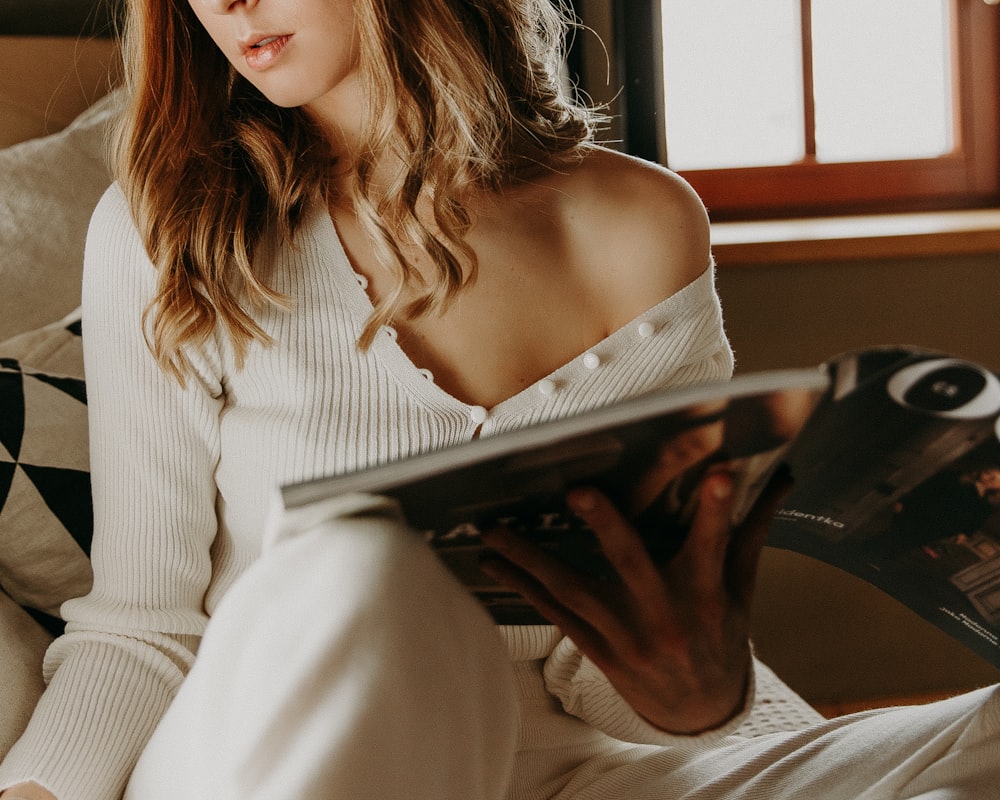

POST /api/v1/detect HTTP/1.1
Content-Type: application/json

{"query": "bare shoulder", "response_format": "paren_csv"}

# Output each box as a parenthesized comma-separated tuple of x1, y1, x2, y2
(543, 146, 712, 325)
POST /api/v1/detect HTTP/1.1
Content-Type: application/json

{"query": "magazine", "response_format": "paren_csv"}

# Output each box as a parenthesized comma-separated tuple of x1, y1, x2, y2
(281, 347, 1000, 667)
(770, 347, 1000, 670)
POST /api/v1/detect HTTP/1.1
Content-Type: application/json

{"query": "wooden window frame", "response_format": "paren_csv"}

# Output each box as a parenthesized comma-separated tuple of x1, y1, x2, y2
(607, 0, 1000, 221)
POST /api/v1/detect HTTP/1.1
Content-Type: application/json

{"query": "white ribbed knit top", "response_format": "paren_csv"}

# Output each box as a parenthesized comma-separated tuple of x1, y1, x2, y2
(0, 184, 735, 800)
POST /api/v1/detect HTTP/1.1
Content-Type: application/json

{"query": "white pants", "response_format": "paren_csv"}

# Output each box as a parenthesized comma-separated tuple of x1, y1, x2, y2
(127, 494, 1000, 799)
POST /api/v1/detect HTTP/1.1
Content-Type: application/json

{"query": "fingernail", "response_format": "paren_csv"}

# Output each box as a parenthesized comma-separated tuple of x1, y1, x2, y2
(711, 472, 733, 500)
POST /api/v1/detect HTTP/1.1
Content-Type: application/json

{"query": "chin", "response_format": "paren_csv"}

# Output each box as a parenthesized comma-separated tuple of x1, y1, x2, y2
(265, 96, 308, 110)
(253, 88, 316, 109)
(237, 74, 324, 110)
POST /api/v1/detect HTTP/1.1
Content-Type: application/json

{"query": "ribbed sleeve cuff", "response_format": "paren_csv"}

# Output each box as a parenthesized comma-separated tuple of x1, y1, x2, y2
(0, 637, 183, 800)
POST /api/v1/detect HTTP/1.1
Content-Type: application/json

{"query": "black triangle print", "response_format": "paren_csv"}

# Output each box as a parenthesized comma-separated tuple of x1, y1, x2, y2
(0, 460, 14, 509)
(21, 465, 94, 555)
(66, 318, 83, 337)
(0, 369, 25, 461)
(28, 373, 87, 405)
(25, 607, 67, 639)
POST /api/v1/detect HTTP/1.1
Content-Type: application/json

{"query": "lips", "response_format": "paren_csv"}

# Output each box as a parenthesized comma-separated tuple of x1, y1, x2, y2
(241, 33, 292, 70)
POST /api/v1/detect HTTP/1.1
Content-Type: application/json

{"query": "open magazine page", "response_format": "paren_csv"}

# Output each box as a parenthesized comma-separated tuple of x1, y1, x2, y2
(769, 347, 1000, 669)
(283, 373, 826, 624)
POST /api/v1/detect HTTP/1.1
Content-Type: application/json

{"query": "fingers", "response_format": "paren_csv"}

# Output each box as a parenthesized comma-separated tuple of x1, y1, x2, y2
(478, 472, 773, 736)
(479, 526, 618, 633)
(567, 487, 667, 608)
(670, 462, 792, 611)
(626, 419, 725, 515)
(480, 549, 613, 656)
(670, 469, 735, 601)
(732, 464, 793, 608)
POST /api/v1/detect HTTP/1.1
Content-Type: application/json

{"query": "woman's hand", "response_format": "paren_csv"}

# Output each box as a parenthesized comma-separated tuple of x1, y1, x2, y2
(480, 466, 790, 735)
(0, 783, 57, 800)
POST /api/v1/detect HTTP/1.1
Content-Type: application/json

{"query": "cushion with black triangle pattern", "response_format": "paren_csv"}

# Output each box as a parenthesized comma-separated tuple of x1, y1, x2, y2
(0, 311, 93, 626)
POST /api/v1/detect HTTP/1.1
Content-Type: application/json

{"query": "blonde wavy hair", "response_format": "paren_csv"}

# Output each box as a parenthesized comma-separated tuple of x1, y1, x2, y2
(115, 0, 599, 380)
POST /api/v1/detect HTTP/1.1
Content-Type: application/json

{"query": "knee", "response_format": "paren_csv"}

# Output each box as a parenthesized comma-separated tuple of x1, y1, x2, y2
(217, 491, 501, 662)
(229, 494, 427, 628)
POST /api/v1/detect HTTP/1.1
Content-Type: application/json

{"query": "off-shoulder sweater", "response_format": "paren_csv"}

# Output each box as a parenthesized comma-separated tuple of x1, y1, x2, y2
(0, 184, 738, 800)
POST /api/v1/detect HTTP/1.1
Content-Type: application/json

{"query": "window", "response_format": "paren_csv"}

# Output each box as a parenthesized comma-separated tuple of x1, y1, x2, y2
(581, 0, 1000, 220)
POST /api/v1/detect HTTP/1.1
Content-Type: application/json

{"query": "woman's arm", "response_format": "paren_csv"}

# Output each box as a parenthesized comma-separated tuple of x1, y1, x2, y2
(0, 185, 225, 799)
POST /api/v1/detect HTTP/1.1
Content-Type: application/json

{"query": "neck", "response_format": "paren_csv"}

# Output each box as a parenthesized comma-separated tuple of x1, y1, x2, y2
(303, 70, 369, 185)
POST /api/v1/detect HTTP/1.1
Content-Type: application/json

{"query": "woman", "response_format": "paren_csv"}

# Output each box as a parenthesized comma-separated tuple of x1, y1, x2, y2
(2, 0, 997, 798)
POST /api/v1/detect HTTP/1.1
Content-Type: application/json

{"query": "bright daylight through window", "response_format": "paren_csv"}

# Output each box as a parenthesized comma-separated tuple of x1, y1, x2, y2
(661, 0, 952, 171)
(642, 0, 1000, 219)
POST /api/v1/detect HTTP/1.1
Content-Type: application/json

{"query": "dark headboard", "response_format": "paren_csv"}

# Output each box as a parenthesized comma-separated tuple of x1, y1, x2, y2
(0, 0, 121, 36)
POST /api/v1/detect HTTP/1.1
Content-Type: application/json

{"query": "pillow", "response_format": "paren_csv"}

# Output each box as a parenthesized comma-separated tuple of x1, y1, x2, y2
(0, 89, 121, 341)
(0, 310, 92, 621)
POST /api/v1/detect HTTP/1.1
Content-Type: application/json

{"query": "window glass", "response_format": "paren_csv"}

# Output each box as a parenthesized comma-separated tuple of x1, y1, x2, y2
(811, 0, 951, 162)
(660, 0, 953, 169)
(661, 0, 803, 170)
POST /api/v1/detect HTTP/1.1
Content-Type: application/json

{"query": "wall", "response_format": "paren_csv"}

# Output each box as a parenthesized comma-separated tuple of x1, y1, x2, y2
(0, 37, 119, 147)
(718, 251, 1000, 704)
(717, 252, 1000, 375)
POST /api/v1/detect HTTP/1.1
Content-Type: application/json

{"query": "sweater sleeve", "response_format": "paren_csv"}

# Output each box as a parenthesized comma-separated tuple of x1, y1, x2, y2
(0, 185, 225, 800)
(543, 637, 757, 746)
